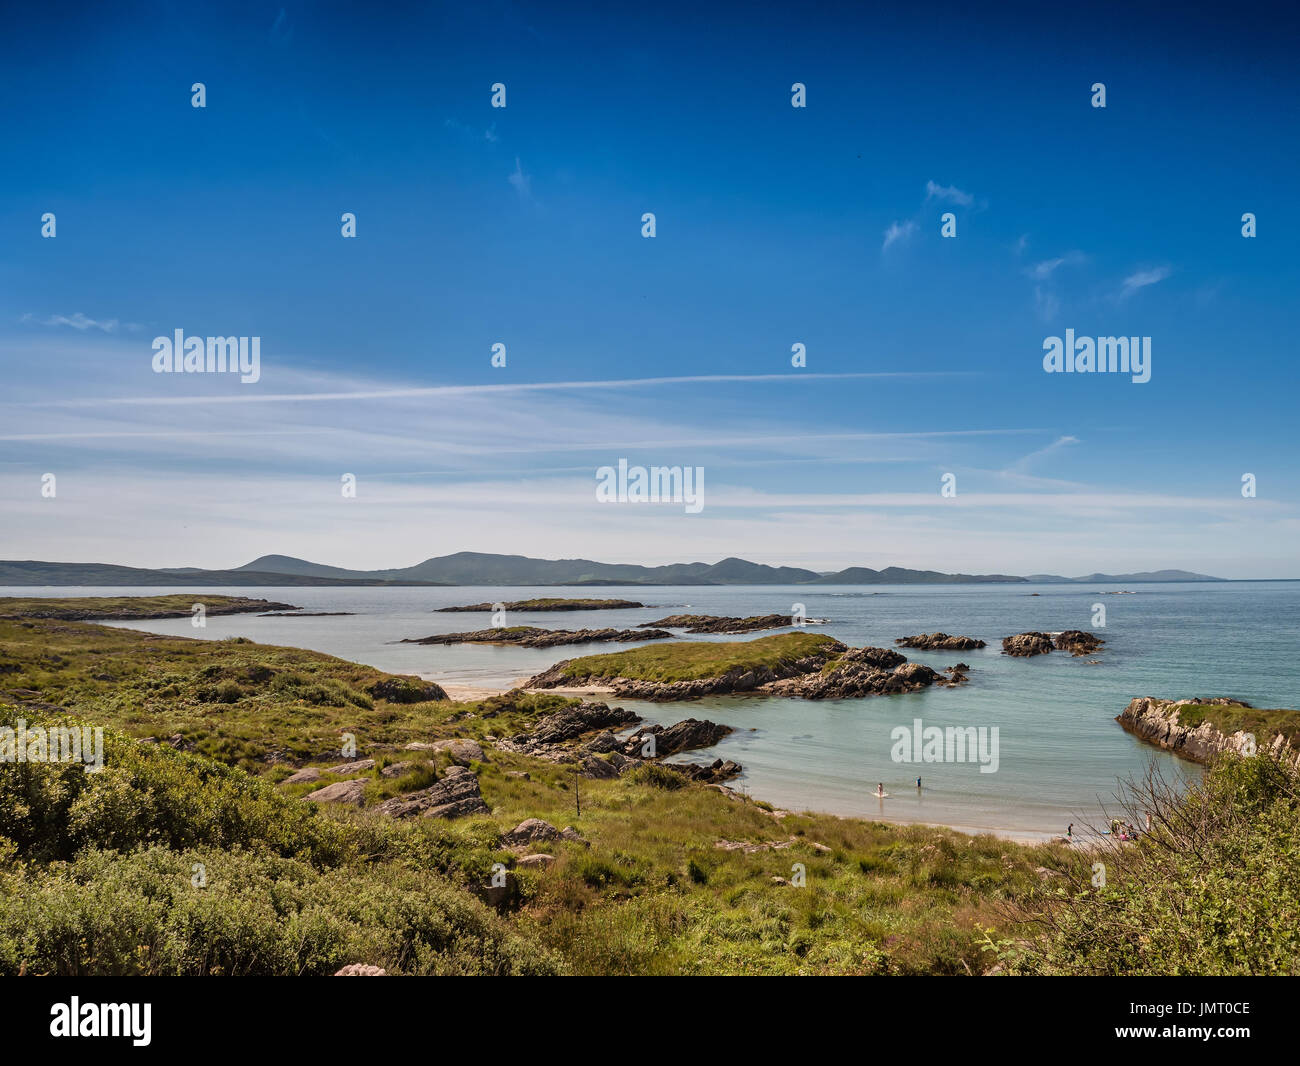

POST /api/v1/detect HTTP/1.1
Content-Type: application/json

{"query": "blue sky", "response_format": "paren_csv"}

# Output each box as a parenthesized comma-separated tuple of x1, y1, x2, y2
(2, 1, 1298, 576)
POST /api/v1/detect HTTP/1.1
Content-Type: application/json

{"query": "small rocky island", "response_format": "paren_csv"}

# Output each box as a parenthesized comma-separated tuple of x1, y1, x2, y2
(436, 598, 646, 612)
(895, 632, 986, 650)
(399, 626, 672, 648)
(638, 613, 806, 634)
(1001, 630, 1105, 657)
(526, 631, 969, 701)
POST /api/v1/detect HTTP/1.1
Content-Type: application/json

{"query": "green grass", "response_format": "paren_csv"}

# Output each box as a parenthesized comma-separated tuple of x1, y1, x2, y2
(1170, 700, 1300, 750)
(1010, 754, 1300, 975)
(0, 594, 289, 621)
(17, 598, 1297, 976)
(0, 606, 1061, 974)
(550, 631, 841, 683)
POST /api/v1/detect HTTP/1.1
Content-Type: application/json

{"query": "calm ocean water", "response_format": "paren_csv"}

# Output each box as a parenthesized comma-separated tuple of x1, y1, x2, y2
(12, 581, 1299, 838)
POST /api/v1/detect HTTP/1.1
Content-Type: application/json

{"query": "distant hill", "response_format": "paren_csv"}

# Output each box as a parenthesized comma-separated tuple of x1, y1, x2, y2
(0, 554, 1227, 587)
(810, 566, 1025, 585)
(1026, 570, 1224, 584)
(0, 560, 445, 588)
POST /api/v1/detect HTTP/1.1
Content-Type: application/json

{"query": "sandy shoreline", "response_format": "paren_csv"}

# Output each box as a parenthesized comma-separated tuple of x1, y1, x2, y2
(427, 674, 1079, 846)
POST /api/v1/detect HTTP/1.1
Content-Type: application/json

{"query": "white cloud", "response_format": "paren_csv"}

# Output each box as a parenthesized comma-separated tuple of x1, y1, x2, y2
(1027, 251, 1086, 280)
(508, 156, 533, 200)
(1120, 266, 1171, 298)
(22, 312, 124, 333)
(882, 219, 916, 251)
(925, 180, 973, 206)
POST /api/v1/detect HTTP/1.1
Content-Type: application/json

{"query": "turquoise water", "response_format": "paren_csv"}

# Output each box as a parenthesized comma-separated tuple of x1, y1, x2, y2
(14, 581, 1298, 837)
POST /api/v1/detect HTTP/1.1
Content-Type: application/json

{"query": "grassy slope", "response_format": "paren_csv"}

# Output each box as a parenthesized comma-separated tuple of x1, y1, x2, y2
(551, 630, 839, 683)
(0, 610, 1058, 975)
(1170, 700, 1300, 750)
(0, 594, 291, 621)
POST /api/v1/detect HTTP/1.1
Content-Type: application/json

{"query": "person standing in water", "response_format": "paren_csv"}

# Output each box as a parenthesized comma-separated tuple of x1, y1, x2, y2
(916, 777, 922, 789)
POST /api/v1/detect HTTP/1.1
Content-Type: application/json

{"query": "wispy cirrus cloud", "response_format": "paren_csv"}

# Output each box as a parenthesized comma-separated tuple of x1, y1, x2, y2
(1120, 265, 1172, 298)
(1026, 251, 1086, 280)
(508, 156, 533, 200)
(20, 312, 134, 333)
(925, 180, 973, 206)
(882, 219, 916, 251)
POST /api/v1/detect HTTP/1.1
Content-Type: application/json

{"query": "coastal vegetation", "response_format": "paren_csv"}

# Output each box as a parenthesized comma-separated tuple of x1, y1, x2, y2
(0, 594, 294, 621)
(1009, 753, 1300, 975)
(2, 600, 1294, 976)
(529, 631, 840, 686)
(0, 608, 1047, 975)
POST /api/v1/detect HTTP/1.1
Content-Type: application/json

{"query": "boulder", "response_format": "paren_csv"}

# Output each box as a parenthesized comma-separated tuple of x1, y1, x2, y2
(373, 766, 490, 819)
(304, 779, 368, 806)
(333, 964, 387, 976)
(502, 818, 560, 847)
(281, 767, 322, 785)
(516, 854, 555, 870)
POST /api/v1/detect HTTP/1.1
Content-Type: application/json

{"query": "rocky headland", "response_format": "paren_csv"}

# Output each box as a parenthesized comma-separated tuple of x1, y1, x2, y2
(1117, 696, 1300, 768)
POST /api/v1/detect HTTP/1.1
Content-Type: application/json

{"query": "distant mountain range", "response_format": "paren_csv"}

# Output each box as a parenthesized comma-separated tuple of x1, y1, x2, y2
(0, 553, 1225, 587)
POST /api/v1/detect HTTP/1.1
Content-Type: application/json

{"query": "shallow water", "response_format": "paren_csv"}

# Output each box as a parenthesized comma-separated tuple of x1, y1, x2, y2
(12, 581, 1298, 837)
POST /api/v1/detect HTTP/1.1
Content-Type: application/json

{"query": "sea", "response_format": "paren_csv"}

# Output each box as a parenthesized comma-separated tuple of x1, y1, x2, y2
(9, 581, 1298, 839)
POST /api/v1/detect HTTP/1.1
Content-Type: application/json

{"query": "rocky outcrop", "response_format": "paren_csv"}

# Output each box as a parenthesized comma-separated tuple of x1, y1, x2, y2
(1117, 696, 1300, 767)
(334, 964, 387, 976)
(528, 641, 972, 702)
(896, 632, 986, 650)
(669, 758, 743, 783)
(1001, 632, 1055, 656)
(400, 626, 670, 648)
(620, 718, 733, 757)
(373, 766, 490, 819)
(495, 699, 740, 781)
(1002, 630, 1104, 657)
(638, 613, 797, 634)
(529, 650, 840, 701)
(1055, 630, 1105, 656)
(367, 676, 449, 703)
(499, 701, 640, 753)
(764, 658, 967, 700)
